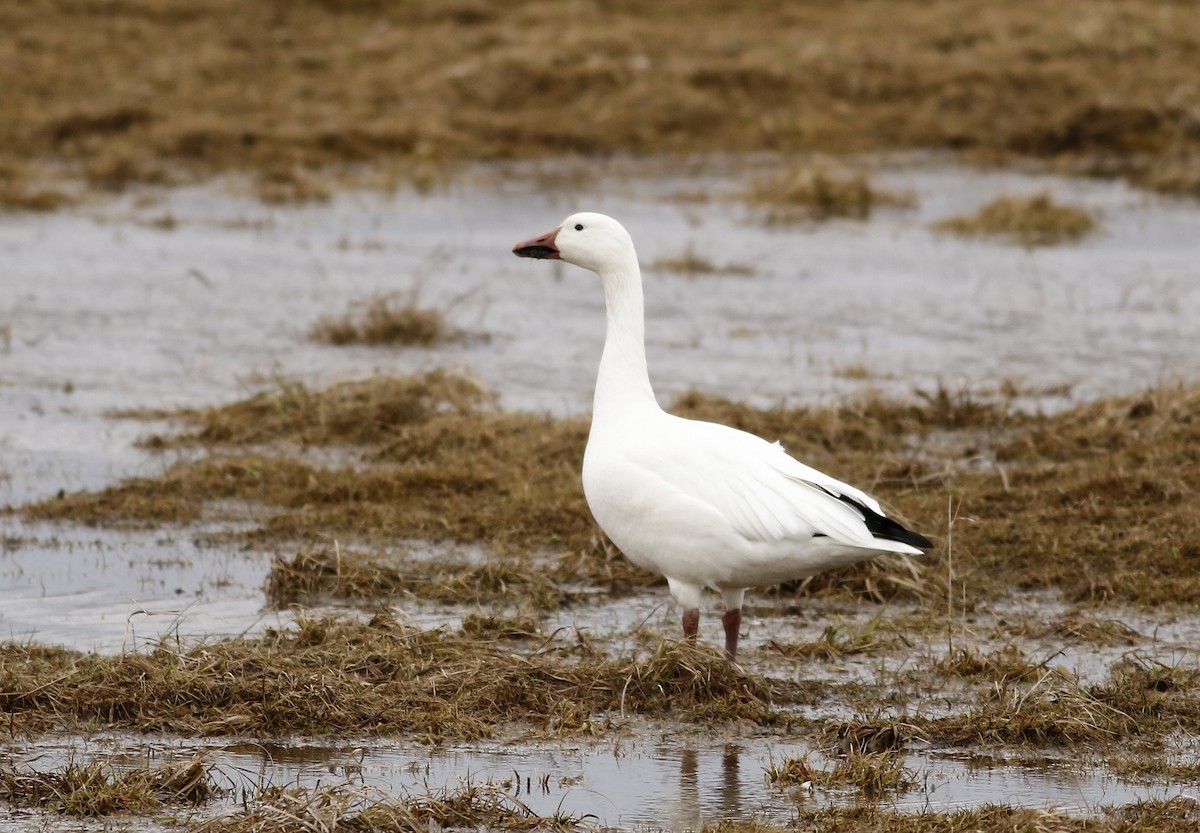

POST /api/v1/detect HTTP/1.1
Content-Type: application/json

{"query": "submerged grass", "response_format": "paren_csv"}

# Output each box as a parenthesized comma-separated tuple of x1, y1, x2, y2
(0, 759, 216, 817)
(933, 192, 1098, 246)
(0, 612, 786, 739)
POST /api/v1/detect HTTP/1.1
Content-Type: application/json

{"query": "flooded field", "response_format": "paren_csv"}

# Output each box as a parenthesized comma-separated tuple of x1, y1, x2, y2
(3, 155, 1200, 831)
(5, 2, 1200, 829)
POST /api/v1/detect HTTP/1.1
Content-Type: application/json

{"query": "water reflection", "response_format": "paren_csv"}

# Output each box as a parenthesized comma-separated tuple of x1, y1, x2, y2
(4, 733, 1197, 831)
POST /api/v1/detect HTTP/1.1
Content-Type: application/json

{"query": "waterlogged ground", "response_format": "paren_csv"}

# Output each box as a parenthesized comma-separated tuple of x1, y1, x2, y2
(1, 730, 1190, 832)
(3, 159, 1200, 831)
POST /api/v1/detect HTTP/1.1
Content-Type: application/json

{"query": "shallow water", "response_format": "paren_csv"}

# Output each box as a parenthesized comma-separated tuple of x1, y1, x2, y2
(3, 158, 1200, 828)
(4, 156, 1200, 650)
(3, 156, 1199, 510)
(0, 521, 288, 652)
(2, 731, 1195, 832)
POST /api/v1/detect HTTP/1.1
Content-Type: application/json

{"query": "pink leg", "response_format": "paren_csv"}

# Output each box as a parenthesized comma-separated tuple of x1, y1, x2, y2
(722, 608, 741, 660)
(682, 608, 700, 642)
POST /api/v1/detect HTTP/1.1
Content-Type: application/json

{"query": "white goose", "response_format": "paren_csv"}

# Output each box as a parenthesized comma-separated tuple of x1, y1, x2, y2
(513, 213, 931, 660)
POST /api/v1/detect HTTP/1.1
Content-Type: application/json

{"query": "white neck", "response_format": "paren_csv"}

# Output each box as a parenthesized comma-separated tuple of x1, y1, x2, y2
(592, 252, 659, 422)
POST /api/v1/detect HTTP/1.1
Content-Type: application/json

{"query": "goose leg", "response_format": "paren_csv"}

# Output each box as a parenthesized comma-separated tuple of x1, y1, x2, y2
(720, 588, 746, 661)
(721, 609, 741, 660)
(682, 608, 700, 642)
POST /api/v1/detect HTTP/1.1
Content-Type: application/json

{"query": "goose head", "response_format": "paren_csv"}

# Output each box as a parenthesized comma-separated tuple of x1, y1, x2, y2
(513, 212, 635, 274)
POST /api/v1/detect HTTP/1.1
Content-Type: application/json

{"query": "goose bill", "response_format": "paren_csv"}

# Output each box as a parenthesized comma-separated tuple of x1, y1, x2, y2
(512, 228, 561, 259)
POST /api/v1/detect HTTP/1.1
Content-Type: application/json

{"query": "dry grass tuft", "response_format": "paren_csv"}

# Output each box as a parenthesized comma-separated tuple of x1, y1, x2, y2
(652, 251, 754, 277)
(768, 750, 913, 797)
(768, 617, 904, 661)
(933, 192, 1098, 246)
(741, 164, 912, 222)
(0, 613, 783, 739)
(309, 293, 467, 348)
(24, 376, 1200, 610)
(264, 546, 580, 610)
(1092, 656, 1200, 733)
(0, 759, 216, 816)
(459, 612, 545, 640)
(924, 673, 1139, 747)
(195, 782, 583, 833)
(180, 370, 494, 447)
(4, 2, 1200, 205)
(729, 797, 1200, 833)
(931, 645, 1046, 684)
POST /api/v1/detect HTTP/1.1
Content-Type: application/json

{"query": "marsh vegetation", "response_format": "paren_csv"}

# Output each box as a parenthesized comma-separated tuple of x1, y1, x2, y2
(3, 1, 1200, 208)
(934, 192, 1099, 246)
(4, 1, 1200, 829)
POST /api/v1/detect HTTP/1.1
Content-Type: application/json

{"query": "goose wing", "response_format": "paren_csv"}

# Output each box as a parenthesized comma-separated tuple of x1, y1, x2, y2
(643, 417, 929, 554)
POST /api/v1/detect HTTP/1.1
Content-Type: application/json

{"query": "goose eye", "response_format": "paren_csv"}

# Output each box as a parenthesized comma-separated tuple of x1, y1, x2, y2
(574, 223, 584, 231)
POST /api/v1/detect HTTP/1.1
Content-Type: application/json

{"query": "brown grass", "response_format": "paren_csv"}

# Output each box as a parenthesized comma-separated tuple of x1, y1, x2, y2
(144, 370, 495, 447)
(934, 192, 1098, 246)
(652, 251, 754, 277)
(2, 1, 1200, 207)
(309, 293, 466, 347)
(768, 750, 913, 797)
(767, 617, 905, 661)
(0, 612, 787, 739)
(22, 375, 1200, 610)
(195, 782, 583, 833)
(263, 546, 589, 610)
(0, 759, 216, 816)
(919, 655, 1200, 748)
(712, 798, 1200, 833)
(742, 164, 912, 222)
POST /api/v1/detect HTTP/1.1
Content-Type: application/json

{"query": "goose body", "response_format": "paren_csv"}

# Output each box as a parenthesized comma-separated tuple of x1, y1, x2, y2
(513, 212, 930, 659)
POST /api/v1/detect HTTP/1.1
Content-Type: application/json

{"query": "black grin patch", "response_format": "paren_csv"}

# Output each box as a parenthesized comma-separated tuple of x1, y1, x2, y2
(514, 244, 559, 259)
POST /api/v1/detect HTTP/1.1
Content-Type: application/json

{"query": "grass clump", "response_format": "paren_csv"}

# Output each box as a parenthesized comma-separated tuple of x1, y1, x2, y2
(459, 612, 545, 640)
(733, 798, 1200, 833)
(22, 376, 1200, 609)
(264, 546, 580, 610)
(916, 654, 1200, 750)
(741, 164, 911, 222)
(768, 617, 905, 661)
(768, 750, 914, 797)
(195, 782, 583, 833)
(157, 370, 494, 447)
(933, 192, 1098, 246)
(652, 250, 754, 277)
(930, 645, 1046, 684)
(0, 759, 216, 817)
(0, 613, 783, 739)
(923, 673, 1139, 747)
(309, 293, 466, 347)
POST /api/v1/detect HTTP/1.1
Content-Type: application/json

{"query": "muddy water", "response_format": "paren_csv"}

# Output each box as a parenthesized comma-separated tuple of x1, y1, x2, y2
(3, 158, 1200, 828)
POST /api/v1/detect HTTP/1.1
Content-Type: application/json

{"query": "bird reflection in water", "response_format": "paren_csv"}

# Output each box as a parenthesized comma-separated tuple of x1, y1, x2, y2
(670, 744, 746, 829)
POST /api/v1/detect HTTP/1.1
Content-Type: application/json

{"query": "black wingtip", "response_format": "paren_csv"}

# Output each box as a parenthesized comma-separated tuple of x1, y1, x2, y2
(836, 493, 933, 550)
